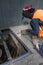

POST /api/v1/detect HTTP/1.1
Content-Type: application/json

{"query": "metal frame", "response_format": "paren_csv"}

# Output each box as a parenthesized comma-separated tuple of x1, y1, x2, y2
(1, 29, 32, 65)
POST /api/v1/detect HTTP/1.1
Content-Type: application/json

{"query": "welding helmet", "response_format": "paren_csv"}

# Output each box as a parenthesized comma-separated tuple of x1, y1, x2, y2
(22, 5, 35, 19)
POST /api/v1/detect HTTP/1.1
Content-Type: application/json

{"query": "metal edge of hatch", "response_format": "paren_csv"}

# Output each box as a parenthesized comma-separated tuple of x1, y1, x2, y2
(1, 28, 33, 65)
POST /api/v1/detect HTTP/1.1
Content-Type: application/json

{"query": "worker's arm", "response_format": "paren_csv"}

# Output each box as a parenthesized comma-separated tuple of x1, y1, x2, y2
(39, 21, 43, 26)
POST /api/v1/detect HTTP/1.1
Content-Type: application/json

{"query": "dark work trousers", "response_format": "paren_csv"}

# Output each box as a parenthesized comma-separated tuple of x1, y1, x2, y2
(28, 19, 43, 35)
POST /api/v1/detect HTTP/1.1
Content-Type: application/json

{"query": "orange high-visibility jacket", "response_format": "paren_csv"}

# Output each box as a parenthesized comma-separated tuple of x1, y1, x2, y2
(32, 9, 43, 21)
(32, 9, 43, 38)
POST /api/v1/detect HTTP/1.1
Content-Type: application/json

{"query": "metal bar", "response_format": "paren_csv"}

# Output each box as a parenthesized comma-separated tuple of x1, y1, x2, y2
(3, 41, 12, 60)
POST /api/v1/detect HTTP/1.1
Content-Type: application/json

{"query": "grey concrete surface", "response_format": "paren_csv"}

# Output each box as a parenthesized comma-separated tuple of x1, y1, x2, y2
(0, 0, 43, 29)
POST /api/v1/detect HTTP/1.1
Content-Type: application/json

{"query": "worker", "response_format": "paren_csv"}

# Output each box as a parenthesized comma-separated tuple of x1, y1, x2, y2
(22, 5, 43, 36)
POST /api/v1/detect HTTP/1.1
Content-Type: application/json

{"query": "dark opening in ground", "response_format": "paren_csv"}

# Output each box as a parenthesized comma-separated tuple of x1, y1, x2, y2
(0, 29, 32, 64)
